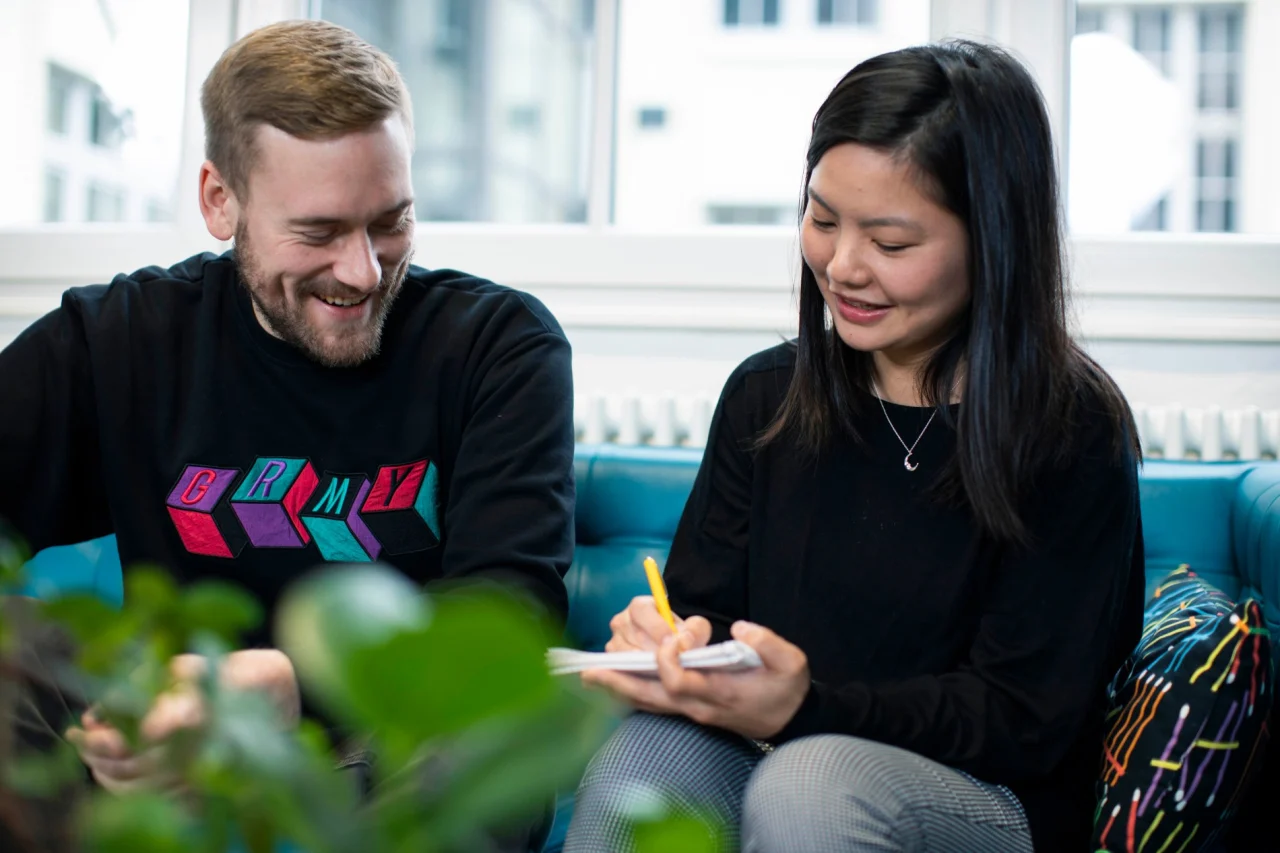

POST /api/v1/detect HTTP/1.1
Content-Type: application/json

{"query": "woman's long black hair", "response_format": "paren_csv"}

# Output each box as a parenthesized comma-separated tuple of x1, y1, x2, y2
(760, 40, 1137, 545)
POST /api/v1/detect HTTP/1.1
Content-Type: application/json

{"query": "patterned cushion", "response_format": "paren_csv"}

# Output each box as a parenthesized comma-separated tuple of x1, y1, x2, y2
(1092, 565, 1272, 852)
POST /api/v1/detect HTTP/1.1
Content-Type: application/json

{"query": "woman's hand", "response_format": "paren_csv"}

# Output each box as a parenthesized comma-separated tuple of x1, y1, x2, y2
(583, 620, 811, 740)
(604, 595, 712, 653)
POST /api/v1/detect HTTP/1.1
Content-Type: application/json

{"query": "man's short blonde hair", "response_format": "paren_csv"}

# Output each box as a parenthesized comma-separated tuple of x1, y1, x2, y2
(201, 19, 413, 198)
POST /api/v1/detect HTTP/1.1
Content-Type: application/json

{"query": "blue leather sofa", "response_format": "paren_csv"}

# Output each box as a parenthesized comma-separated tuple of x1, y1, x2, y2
(19, 444, 1280, 851)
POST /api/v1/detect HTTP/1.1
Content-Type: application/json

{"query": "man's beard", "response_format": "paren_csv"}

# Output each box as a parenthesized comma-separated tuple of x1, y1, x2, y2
(234, 222, 410, 368)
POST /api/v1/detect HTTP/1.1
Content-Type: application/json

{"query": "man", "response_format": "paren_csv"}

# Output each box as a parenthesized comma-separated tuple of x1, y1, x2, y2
(0, 19, 573, 849)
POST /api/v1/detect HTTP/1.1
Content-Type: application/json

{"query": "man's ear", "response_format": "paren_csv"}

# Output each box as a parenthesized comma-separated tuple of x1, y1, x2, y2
(199, 161, 240, 241)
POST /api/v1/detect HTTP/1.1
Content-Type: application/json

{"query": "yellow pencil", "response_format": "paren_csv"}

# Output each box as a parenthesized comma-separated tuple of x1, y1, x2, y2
(643, 556, 679, 635)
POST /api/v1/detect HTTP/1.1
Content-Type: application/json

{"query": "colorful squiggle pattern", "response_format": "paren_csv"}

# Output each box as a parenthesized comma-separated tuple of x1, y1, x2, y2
(1092, 565, 1271, 853)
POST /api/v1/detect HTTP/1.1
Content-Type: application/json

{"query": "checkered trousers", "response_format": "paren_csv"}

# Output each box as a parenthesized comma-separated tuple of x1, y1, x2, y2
(563, 712, 1033, 853)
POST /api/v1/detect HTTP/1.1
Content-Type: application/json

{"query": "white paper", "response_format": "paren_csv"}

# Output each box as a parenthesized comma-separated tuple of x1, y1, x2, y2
(546, 640, 763, 676)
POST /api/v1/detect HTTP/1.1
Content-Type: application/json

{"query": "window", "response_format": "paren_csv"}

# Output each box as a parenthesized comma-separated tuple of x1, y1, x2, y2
(1070, 2, 1266, 235)
(1, 0, 1278, 425)
(616, 0, 930, 227)
(507, 105, 542, 132)
(46, 64, 74, 135)
(43, 169, 65, 222)
(321, 0, 594, 223)
(1198, 7, 1242, 110)
(707, 204, 790, 225)
(1132, 7, 1171, 76)
(87, 183, 126, 223)
(146, 199, 171, 223)
(0, 0, 187, 226)
(1131, 196, 1167, 232)
(817, 0, 877, 26)
(89, 92, 128, 149)
(637, 107, 667, 129)
(1196, 139, 1236, 232)
(1074, 7, 1103, 34)
(723, 0, 780, 27)
(430, 0, 470, 65)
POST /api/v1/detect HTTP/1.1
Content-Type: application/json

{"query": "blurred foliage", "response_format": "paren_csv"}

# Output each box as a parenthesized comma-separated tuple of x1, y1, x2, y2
(634, 814, 722, 853)
(0, 543, 622, 853)
(621, 789, 725, 853)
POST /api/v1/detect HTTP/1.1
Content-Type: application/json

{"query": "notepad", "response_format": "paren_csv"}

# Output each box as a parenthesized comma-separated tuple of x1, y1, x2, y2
(546, 640, 763, 676)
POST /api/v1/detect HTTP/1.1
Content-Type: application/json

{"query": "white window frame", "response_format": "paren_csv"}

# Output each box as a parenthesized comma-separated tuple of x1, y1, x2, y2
(2, 0, 1278, 352)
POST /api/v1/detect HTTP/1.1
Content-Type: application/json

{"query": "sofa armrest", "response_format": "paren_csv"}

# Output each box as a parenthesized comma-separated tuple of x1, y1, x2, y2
(20, 534, 122, 605)
(1233, 463, 1280, 657)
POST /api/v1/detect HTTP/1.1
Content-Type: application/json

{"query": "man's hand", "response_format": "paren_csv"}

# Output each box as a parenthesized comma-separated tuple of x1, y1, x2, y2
(217, 649, 301, 727)
(604, 596, 712, 653)
(583, 620, 811, 740)
(65, 649, 301, 794)
(66, 710, 186, 794)
(65, 666, 203, 795)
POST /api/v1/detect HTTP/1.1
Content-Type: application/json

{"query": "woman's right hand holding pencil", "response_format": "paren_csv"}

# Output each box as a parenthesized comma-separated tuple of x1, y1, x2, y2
(605, 556, 712, 653)
(605, 596, 712, 653)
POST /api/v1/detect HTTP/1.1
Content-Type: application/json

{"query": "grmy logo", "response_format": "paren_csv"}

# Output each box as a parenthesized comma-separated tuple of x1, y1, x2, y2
(165, 457, 440, 561)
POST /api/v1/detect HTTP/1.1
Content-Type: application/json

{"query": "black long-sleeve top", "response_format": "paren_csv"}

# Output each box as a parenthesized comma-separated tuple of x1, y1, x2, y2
(665, 343, 1144, 853)
(0, 251, 575, 643)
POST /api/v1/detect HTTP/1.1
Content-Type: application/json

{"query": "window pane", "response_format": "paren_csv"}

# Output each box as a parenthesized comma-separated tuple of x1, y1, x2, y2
(0, 0, 188, 226)
(818, 0, 878, 26)
(322, 0, 594, 223)
(706, 203, 790, 224)
(1075, 8, 1104, 34)
(637, 107, 667, 128)
(1197, 7, 1242, 110)
(1132, 8, 1170, 75)
(43, 169, 65, 223)
(1131, 195, 1168, 231)
(1068, 3, 1271, 234)
(46, 65, 74, 135)
(87, 182, 126, 223)
(614, 0, 929, 227)
(1195, 138, 1237, 232)
(724, 0, 779, 27)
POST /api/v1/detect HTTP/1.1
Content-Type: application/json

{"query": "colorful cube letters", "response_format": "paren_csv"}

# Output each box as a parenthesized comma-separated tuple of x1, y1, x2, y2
(165, 457, 441, 561)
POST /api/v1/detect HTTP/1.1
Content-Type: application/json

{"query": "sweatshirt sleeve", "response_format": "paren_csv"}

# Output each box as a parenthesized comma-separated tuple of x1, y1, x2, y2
(664, 368, 756, 644)
(437, 311, 575, 628)
(771, 416, 1142, 785)
(0, 297, 112, 554)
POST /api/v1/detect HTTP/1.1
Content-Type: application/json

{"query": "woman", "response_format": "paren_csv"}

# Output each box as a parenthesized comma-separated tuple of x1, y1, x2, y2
(564, 40, 1144, 853)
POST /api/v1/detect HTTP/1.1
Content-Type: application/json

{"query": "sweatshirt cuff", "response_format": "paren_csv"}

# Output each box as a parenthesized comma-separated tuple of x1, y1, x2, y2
(768, 679, 837, 744)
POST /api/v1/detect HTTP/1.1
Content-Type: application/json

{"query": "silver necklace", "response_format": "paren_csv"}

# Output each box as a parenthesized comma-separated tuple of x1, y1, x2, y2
(871, 379, 937, 472)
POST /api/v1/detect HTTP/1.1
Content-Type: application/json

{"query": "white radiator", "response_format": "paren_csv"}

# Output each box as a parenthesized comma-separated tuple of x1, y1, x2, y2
(574, 394, 1280, 461)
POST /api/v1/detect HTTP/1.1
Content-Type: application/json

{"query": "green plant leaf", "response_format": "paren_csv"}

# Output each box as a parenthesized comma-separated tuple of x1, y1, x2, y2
(39, 593, 123, 644)
(404, 682, 618, 850)
(0, 527, 30, 586)
(195, 688, 370, 853)
(344, 589, 557, 744)
(124, 568, 179, 617)
(294, 718, 332, 757)
(633, 813, 722, 853)
(275, 564, 430, 723)
(181, 582, 263, 644)
(3, 741, 87, 797)
(81, 791, 200, 853)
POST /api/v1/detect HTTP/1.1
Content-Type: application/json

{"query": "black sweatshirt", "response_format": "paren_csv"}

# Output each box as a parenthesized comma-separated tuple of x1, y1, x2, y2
(0, 251, 575, 643)
(665, 343, 1144, 853)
